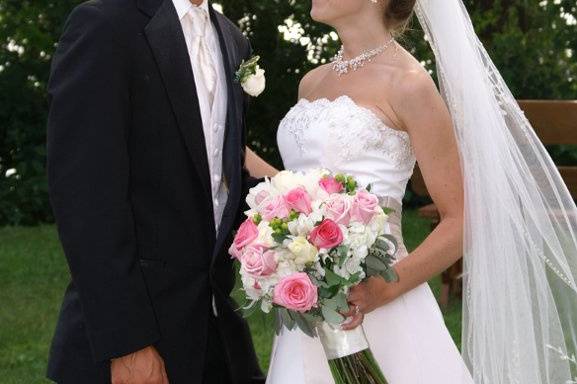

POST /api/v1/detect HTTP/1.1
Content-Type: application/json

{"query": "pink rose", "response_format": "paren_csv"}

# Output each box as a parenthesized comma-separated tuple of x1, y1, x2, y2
(284, 187, 312, 215)
(309, 219, 344, 249)
(350, 190, 379, 224)
(323, 194, 351, 225)
(229, 218, 258, 259)
(241, 244, 278, 277)
(273, 272, 318, 312)
(262, 195, 290, 221)
(319, 176, 344, 194)
(255, 190, 271, 206)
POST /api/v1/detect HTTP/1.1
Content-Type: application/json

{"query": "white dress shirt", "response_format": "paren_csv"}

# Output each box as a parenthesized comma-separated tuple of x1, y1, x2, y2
(172, 0, 228, 233)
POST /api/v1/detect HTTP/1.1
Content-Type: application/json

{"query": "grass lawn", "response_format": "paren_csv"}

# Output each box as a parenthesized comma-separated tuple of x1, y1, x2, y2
(0, 210, 462, 383)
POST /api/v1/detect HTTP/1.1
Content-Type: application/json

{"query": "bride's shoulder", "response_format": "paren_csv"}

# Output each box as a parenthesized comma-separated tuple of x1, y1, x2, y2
(298, 64, 332, 99)
(373, 48, 441, 113)
(386, 48, 437, 99)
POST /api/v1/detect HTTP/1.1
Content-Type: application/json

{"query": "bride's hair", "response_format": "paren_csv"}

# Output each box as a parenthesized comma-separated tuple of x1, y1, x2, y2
(385, 0, 416, 32)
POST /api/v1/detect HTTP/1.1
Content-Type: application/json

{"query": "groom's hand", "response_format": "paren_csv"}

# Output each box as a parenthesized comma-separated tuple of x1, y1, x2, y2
(111, 346, 169, 384)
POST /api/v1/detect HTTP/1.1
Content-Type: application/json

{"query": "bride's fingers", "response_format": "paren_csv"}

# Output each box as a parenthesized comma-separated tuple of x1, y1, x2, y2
(341, 313, 364, 330)
(341, 303, 360, 317)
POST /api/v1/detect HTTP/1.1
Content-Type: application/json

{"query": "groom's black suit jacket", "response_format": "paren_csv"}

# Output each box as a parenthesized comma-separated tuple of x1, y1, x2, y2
(46, 0, 263, 383)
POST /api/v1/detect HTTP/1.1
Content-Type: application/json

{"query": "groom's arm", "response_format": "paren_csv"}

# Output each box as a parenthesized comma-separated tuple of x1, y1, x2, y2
(47, 4, 159, 362)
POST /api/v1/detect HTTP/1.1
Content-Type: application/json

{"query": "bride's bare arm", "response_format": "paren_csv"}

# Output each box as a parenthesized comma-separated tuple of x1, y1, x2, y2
(246, 147, 279, 178)
(346, 70, 464, 321)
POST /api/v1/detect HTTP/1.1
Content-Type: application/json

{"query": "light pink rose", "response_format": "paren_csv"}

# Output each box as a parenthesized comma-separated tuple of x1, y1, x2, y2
(284, 187, 312, 215)
(319, 176, 344, 194)
(273, 272, 318, 312)
(350, 190, 380, 224)
(255, 190, 271, 206)
(309, 219, 344, 249)
(262, 195, 290, 221)
(323, 194, 351, 225)
(241, 244, 278, 277)
(229, 218, 258, 259)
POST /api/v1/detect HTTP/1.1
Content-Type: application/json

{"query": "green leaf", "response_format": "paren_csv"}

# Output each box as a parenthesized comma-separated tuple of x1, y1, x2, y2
(334, 292, 349, 312)
(279, 308, 296, 330)
(382, 207, 396, 215)
(365, 254, 389, 272)
(274, 309, 283, 336)
(321, 305, 345, 325)
(347, 271, 362, 285)
(272, 232, 289, 244)
(293, 313, 316, 338)
(380, 267, 399, 283)
(323, 297, 339, 310)
(302, 312, 322, 325)
(319, 285, 340, 299)
(336, 245, 349, 267)
(242, 300, 261, 318)
(324, 268, 345, 287)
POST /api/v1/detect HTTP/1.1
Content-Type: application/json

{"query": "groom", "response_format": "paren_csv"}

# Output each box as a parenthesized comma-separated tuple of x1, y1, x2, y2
(46, 0, 264, 383)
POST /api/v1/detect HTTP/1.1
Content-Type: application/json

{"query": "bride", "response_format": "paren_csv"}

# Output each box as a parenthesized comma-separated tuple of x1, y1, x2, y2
(247, 0, 577, 383)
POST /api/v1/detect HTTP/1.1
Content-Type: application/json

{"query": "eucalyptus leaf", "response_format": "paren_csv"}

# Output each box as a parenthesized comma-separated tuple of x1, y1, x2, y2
(279, 308, 296, 330)
(381, 267, 400, 283)
(325, 268, 345, 287)
(323, 297, 339, 310)
(334, 292, 349, 312)
(274, 310, 283, 336)
(365, 254, 388, 271)
(293, 313, 316, 338)
(321, 305, 345, 325)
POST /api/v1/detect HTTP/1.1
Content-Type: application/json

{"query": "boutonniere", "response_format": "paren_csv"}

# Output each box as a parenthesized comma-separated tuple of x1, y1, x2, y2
(235, 55, 266, 97)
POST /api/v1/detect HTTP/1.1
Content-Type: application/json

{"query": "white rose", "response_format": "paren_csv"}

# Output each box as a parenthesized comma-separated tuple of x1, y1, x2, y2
(287, 213, 317, 237)
(246, 179, 277, 211)
(256, 221, 275, 247)
(271, 170, 301, 193)
(287, 236, 319, 266)
(302, 169, 330, 199)
(242, 66, 266, 97)
(369, 212, 388, 234)
(241, 275, 263, 301)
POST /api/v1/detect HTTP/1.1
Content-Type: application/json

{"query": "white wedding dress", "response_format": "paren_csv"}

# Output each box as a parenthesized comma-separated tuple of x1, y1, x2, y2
(267, 95, 474, 384)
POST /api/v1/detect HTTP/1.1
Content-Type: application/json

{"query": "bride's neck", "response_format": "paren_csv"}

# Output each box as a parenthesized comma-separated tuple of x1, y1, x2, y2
(334, 19, 394, 59)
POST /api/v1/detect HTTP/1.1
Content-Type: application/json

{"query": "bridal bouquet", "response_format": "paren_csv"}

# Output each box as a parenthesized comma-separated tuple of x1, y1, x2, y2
(230, 169, 399, 384)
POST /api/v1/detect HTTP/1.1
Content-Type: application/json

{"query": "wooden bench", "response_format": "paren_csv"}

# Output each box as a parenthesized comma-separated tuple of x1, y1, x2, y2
(410, 100, 577, 309)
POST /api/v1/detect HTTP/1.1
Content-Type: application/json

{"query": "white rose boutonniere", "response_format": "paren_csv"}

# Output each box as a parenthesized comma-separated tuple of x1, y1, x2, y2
(235, 55, 266, 97)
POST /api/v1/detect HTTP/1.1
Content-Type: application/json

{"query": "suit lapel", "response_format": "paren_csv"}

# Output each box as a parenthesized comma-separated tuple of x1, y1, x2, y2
(144, 0, 213, 203)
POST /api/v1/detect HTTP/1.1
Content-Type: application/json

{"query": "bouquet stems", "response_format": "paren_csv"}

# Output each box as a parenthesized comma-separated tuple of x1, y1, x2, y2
(328, 349, 388, 384)
(315, 322, 388, 384)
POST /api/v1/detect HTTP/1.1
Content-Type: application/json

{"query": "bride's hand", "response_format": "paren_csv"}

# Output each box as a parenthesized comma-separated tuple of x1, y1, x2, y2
(342, 277, 398, 330)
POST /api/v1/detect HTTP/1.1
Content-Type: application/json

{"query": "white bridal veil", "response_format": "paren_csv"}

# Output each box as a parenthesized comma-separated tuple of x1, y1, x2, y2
(415, 0, 577, 382)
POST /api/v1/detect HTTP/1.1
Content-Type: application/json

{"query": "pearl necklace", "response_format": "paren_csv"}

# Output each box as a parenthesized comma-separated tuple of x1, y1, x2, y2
(331, 38, 396, 76)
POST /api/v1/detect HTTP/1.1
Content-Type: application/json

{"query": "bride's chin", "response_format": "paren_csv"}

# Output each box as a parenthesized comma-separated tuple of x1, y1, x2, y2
(310, 0, 333, 24)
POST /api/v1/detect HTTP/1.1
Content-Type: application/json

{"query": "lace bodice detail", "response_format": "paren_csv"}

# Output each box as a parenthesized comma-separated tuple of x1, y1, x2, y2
(277, 95, 416, 202)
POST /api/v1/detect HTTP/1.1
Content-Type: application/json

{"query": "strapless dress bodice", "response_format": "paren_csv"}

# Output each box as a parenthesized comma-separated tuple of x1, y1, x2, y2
(277, 95, 416, 202)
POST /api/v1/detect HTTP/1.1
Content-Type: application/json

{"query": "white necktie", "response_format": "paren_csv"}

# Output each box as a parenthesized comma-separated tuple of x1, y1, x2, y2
(184, 7, 217, 107)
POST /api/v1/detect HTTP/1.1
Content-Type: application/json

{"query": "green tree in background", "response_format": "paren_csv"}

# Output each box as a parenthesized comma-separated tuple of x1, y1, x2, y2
(0, 0, 575, 225)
